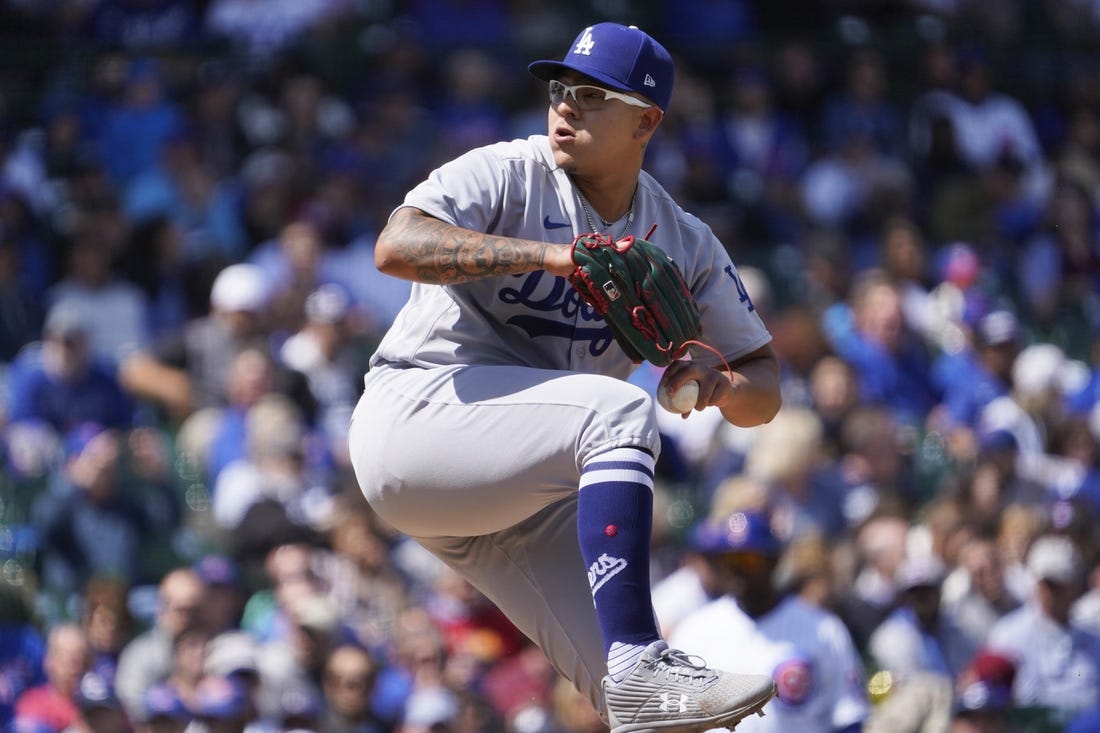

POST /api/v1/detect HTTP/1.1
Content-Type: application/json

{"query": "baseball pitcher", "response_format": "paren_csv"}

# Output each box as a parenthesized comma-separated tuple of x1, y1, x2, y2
(348, 22, 781, 733)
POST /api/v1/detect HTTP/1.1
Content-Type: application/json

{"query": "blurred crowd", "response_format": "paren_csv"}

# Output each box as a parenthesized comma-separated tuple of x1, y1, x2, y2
(1, 1, 1100, 732)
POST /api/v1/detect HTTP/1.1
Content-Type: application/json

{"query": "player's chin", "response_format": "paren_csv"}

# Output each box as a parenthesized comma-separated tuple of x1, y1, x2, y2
(550, 145, 578, 173)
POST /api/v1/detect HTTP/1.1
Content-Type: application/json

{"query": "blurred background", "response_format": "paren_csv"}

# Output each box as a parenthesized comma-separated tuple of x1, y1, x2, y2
(0, 1, 1099, 732)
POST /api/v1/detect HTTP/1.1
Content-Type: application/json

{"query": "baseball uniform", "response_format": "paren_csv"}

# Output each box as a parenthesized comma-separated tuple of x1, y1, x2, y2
(347, 134, 770, 711)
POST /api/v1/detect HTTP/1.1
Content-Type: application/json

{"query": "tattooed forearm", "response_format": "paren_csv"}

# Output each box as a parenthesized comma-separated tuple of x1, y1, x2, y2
(418, 227, 546, 283)
(378, 207, 558, 284)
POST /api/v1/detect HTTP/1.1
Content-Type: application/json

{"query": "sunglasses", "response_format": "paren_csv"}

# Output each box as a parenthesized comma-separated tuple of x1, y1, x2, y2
(548, 80, 653, 111)
(716, 551, 773, 574)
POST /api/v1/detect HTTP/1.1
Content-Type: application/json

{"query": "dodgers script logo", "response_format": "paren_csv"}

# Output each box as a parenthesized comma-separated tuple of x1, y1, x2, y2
(499, 271, 615, 355)
(588, 553, 627, 594)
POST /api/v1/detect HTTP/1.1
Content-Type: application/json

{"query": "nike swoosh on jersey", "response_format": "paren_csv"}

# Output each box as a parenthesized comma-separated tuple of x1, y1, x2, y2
(543, 215, 570, 229)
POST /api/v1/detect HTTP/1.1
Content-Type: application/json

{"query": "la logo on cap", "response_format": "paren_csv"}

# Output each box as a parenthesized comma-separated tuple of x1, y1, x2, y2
(573, 27, 595, 56)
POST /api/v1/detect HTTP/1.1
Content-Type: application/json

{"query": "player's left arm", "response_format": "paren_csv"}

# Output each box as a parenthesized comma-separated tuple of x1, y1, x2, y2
(661, 343, 781, 427)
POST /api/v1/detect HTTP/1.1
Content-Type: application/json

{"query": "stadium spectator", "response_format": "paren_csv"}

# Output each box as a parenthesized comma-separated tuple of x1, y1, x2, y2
(3, 302, 134, 459)
(320, 643, 387, 733)
(119, 262, 272, 422)
(79, 575, 135, 688)
(188, 674, 257, 733)
(122, 129, 248, 268)
(823, 271, 938, 427)
(255, 591, 354, 721)
(249, 219, 331, 335)
(277, 283, 366, 467)
(211, 392, 332, 531)
(933, 309, 1021, 439)
(869, 553, 979, 683)
(94, 57, 185, 191)
(193, 554, 247, 636)
(31, 423, 180, 600)
(822, 47, 904, 157)
(325, 505, 410, 655)
(651, 518, 728, 639)
(46, 221, 150, 368)
(13, 624, 91, 733)
(203, 347, 282, 483)
(113, 567, 205, 720)
(72, 670, 130, 733)
(986, 534, 1100, 721)
(163, 624, 213, 713)
(133, 682, 192, 733)
(670, 509, 870, 733)
(739, 406, 851, 542)
(940, 534, 1023, 652)
(834, 513, 910, 652)
(947, 649, 1018, 733)
(932, 45, 1050, 206)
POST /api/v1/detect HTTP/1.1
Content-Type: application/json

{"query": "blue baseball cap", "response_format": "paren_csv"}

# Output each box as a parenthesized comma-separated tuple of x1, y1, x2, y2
(143, 683, 192, 722)
(691, 511, 782, 556)
(528, 23, 674, 111)
(191, 676, 249, 719)
(193, 553, 240, 587)
(75, 672, 122, 712)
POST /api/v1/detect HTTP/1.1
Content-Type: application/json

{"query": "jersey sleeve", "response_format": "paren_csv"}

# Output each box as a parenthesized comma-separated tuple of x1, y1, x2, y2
(679, 226, 772, 368)
(400, 143, 512, 232)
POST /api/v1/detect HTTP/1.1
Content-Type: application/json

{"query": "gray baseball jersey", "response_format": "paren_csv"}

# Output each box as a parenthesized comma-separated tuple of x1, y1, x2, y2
(348, 134, 770, 714)
(368, 134, 770, 376)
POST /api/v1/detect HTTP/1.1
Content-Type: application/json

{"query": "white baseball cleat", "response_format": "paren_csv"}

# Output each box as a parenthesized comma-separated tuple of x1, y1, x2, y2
(603, 640, 776, 733)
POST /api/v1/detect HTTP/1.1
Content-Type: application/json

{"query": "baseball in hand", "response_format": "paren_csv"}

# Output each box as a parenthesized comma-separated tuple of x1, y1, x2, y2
(657, 379, 699, 414)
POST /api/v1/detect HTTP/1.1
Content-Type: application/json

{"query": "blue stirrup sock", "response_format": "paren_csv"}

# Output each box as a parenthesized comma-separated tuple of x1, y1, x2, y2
(578, 446, 661, 681)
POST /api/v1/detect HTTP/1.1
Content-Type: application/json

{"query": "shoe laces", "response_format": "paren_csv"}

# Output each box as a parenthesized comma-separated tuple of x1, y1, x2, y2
(651, 647, 716, 685)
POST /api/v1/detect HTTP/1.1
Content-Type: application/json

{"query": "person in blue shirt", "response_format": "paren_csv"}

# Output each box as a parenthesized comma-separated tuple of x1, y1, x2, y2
(5, 303, 134, 435)
(933, 309, 1020, 432)
(31, 423, 181, 601)
(4, 303, 135, 481)
(823, 270, 937, 428)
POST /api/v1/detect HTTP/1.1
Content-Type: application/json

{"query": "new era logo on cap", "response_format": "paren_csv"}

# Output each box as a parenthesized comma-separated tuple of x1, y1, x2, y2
(529, 23, 674, 111)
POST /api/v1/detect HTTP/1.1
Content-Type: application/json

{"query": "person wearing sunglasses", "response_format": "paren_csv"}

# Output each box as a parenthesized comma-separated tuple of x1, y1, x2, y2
(348, 21, 781, 733)
(670, 510, 869, 733)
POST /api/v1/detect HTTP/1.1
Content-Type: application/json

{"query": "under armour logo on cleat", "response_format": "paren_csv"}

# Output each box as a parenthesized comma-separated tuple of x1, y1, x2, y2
(659, 692, 687, 713)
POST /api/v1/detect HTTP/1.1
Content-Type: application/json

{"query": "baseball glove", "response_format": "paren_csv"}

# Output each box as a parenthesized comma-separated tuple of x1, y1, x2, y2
(568, 232, 702, 367)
